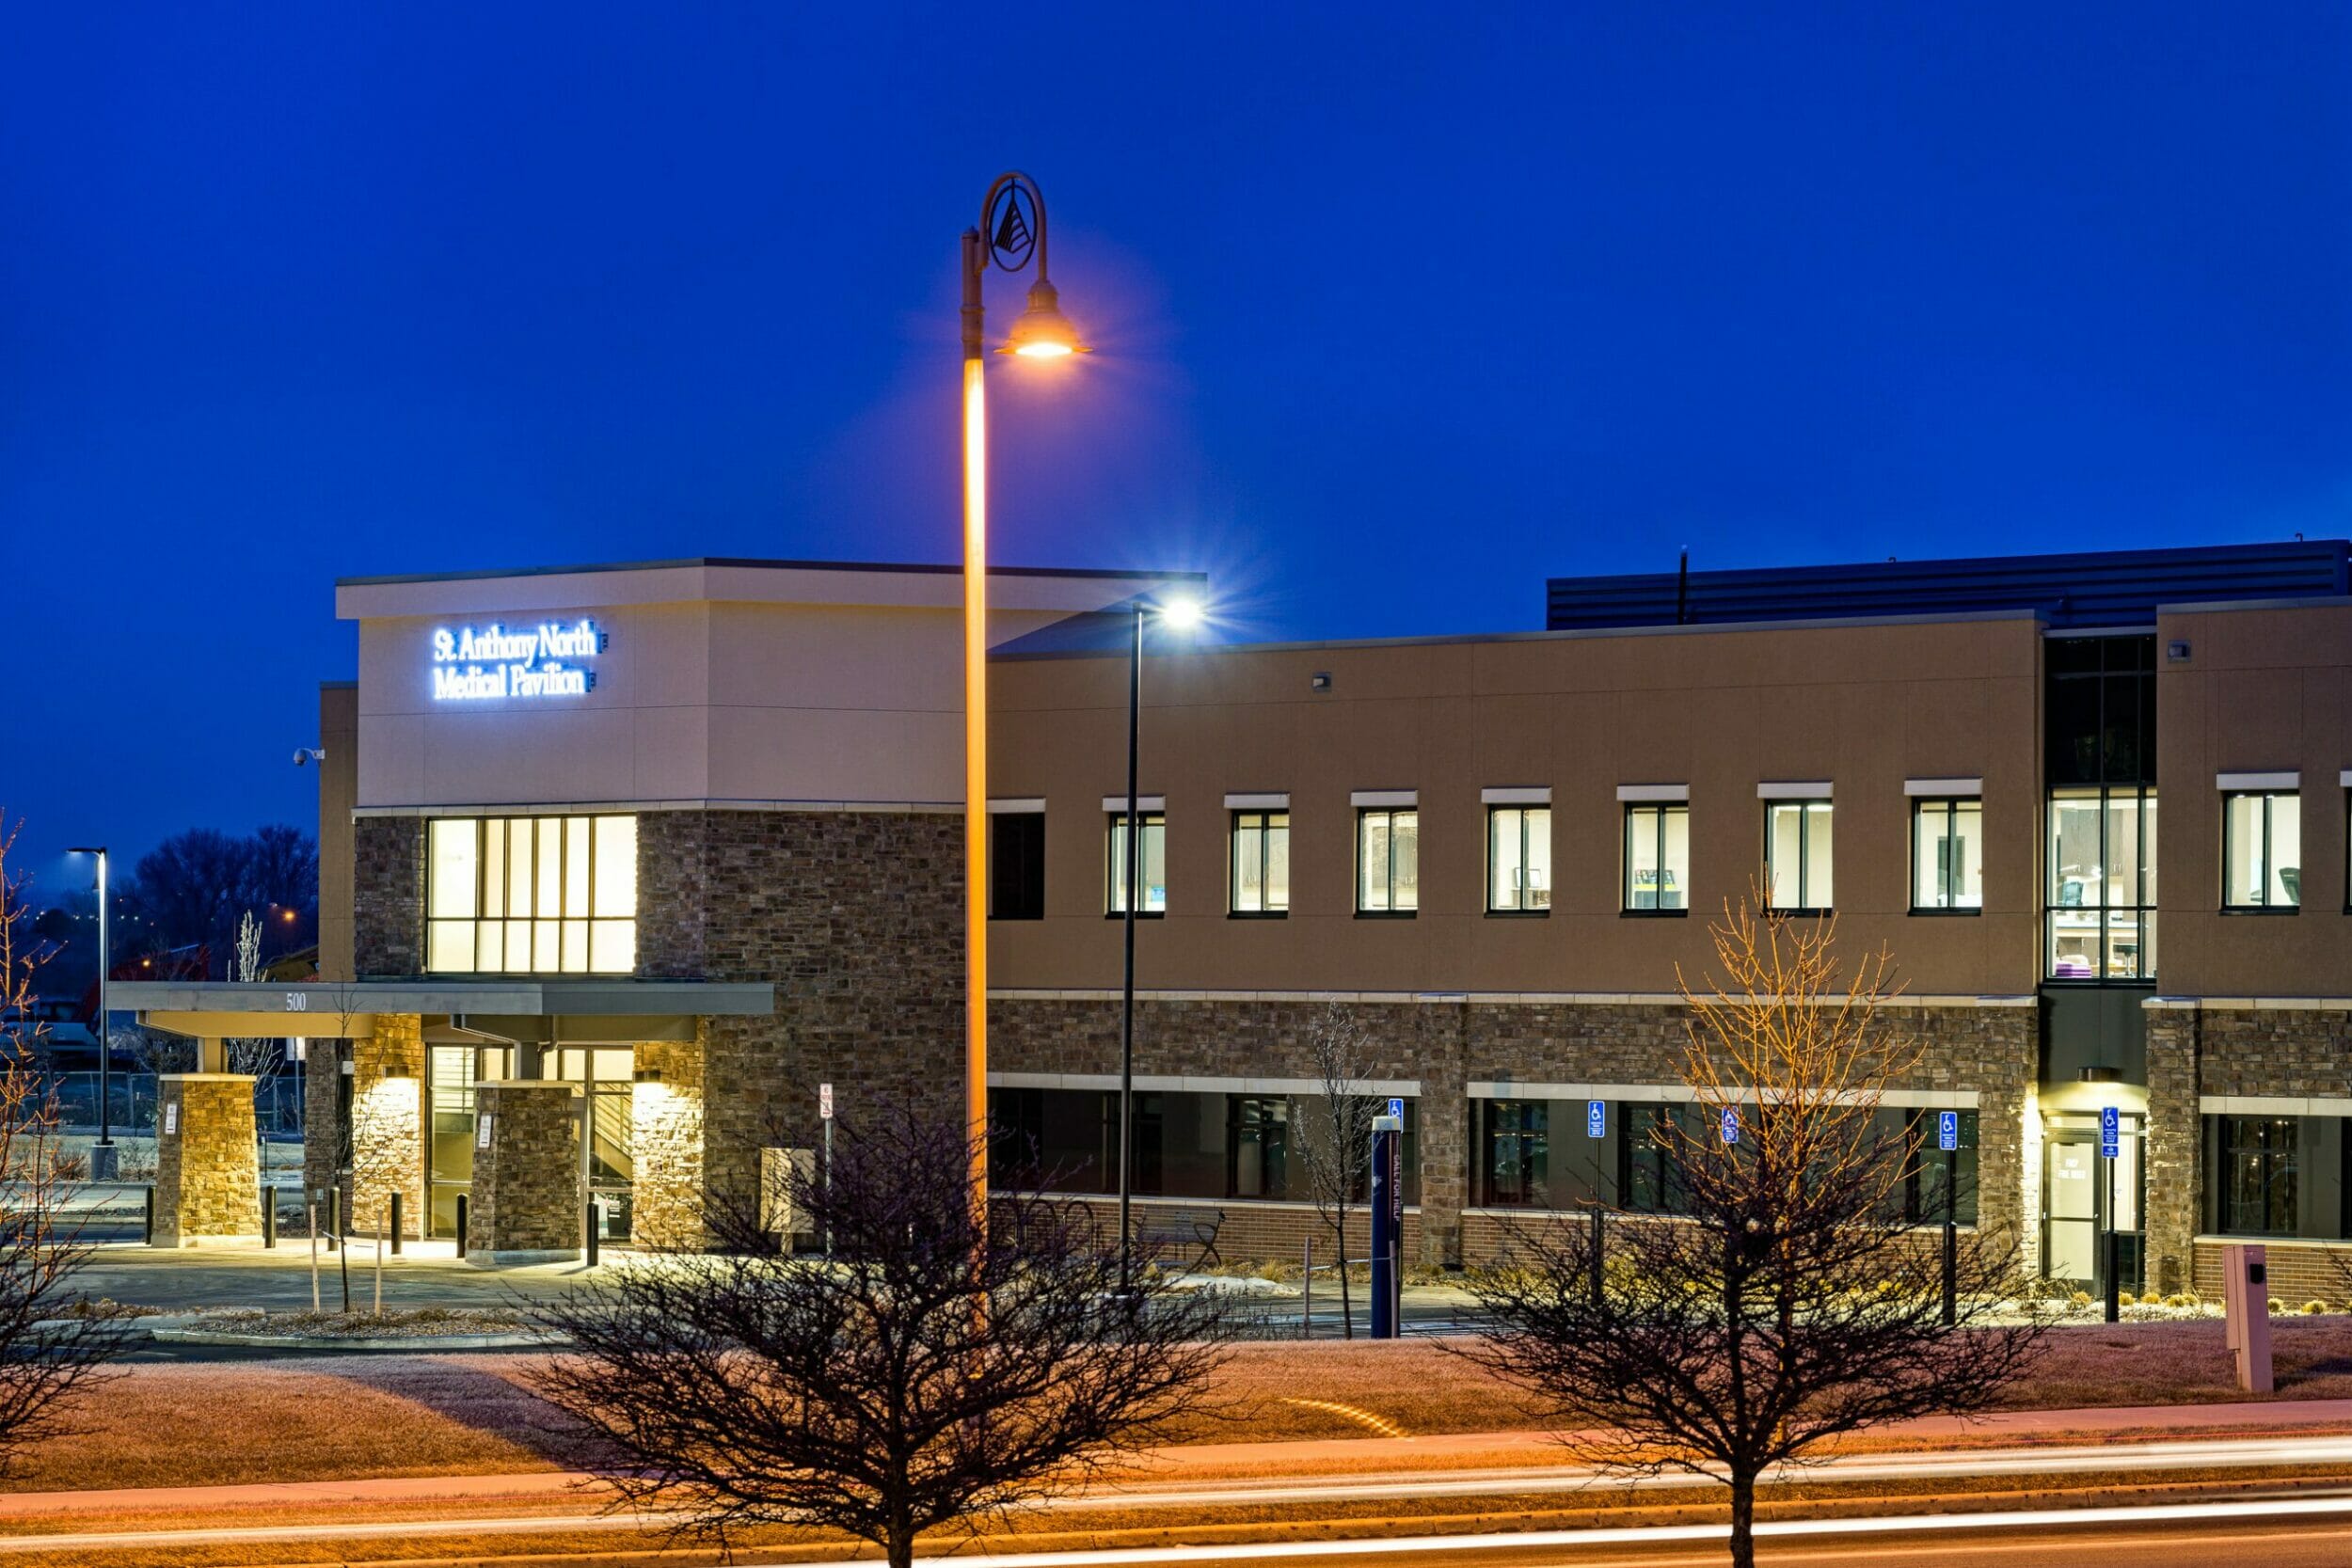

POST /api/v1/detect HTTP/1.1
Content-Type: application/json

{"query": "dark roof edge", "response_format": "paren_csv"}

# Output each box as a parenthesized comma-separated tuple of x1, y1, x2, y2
(336, 558, 1206, 589)
(994, 607, 2046, 663)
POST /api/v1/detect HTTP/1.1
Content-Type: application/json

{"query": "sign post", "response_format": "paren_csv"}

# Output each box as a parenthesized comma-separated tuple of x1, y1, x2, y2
(2098, 1107, 2122, 1320)
(1369, 1112, 1404, 1339)
(818, 1084, 834, 1258)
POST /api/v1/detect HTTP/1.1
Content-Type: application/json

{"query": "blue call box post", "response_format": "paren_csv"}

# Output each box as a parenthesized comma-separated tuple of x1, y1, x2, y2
(1369, 1112, 1404, 1339)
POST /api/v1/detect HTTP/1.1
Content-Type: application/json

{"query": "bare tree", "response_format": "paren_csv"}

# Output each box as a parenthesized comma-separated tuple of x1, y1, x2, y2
(530, 1105, 1231, 1567)
(1460, 895, 2042, 1568)
(1295, 1002, 1381, 1338)
(0, 815, 130, 1474)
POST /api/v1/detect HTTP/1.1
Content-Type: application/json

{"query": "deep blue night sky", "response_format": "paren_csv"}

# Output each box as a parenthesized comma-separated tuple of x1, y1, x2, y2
(6, 4, 2348, 887)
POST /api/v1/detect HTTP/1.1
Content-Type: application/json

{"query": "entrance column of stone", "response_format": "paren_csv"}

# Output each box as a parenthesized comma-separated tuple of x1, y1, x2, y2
(466, 1081, 581, 1266)
(152, 1071, 262, 1246)
(631, 1036, 708, 1251)
(2142, 1000, 2203, 1298)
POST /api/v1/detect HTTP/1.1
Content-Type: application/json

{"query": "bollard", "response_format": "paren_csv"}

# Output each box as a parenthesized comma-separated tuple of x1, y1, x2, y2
(262, 1185, 277, 1249)
(142, 1184, 154, 1244)
(1941, 1219, 1958, 1327)
(326, 1188, 340, 1253)
(389, 1192, 404, 1256)
(1301, 1236, 1311, 1341)
(585, 1197, 600, 1267)
(1590, 1205, 1607, 1312)
(2103, 1230, 2122, 1323)
(455, 1194, 469, 1260)
(308, 1204, 321, 1312)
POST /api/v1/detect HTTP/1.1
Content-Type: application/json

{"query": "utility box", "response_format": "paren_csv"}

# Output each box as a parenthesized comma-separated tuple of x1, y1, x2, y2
(2221, 1243, 2274, 1394)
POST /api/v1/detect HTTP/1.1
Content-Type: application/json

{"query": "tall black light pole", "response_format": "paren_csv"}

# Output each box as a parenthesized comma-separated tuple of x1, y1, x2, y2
(1118, 595, 1201, 1294)
(66, 847, 114, 1180)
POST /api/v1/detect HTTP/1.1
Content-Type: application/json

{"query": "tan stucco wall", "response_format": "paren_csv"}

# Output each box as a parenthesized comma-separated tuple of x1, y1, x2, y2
(988, 615, 2043, 998)
(2156, 601, 2352, 997)
(342, 563, 1179, 813)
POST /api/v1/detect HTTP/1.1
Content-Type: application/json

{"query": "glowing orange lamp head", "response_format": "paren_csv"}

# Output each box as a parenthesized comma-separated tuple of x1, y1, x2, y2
(1000, 277, 1088, 358)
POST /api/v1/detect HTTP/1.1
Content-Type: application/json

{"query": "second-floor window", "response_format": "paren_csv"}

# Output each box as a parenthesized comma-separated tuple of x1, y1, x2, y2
(2222, 790, 2299, 910)
(989, 808, 1045, 921)
(1624, 801, 1690, 911)
(1764, 799, 1834, 912)
(1230, 810, 1290, 914)
(2047, 786, 2155, 980)
(1486, 804, 1551, 912)
(1911, 797, 1982, 911)
(425, 814, 637, 974)
(1357, 805, 1419, 914)
(1105, 809, 1167, 915)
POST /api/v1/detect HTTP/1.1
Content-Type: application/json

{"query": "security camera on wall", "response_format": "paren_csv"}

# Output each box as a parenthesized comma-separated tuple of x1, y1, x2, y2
(293, 747, 325, 768)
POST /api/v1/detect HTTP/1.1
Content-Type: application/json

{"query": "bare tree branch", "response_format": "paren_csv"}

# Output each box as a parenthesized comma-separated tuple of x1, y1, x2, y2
(529, 1104, 1232, 1568)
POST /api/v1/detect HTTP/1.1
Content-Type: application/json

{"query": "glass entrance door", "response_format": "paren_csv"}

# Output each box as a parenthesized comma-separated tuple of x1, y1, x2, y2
(2042, 1117, 2143, 1290)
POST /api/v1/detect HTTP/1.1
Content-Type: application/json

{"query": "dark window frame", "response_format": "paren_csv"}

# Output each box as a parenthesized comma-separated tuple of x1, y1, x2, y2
(2216, 1115, 2298, 1236)
(1622, 801, 1691, 916)
(1480, 1099, 1549, 1207)
(1355, 805, 1419, 918)
(2220, 789, 2299, 913)
(2043, 784, 2156, 983)
(1228, 809, 1290, 918)
(988, 810, 1046, 922)
(1909, 796, 1984, 915)
(1104, 810, 1168, 919)
(1485, 803, 1552, 915)
(1762, 798, 1833, 915)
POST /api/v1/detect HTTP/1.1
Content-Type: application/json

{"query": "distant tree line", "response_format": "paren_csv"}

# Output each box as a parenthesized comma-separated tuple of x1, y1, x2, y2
(32, 825, 318, 992)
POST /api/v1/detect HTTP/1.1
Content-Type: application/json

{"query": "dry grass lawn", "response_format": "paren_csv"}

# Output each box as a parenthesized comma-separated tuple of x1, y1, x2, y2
(13, 1318, 2352, 1495)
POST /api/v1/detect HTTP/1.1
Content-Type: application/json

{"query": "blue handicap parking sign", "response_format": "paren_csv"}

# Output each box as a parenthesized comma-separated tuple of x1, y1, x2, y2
(2100, 1105, 2121, 1159)
(1586, 1100, 1606, 1139)
(1937, 1110, 1959, 1152)
(1387, 1097, 1405, 1119)
(1720, 1107, 1740, 1145)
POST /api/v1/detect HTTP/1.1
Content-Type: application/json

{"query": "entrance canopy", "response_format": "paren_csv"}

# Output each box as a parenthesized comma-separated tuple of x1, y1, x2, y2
(109, 979, 774, 1043)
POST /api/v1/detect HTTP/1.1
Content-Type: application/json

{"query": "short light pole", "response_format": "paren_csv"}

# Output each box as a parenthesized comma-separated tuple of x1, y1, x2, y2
(1117, 595, 1202, 1294)
(959, 171, 1089, 1223)
(66, 847, 115, 1180)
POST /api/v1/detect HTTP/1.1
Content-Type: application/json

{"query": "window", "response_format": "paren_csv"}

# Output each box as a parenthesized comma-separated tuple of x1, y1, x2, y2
(1357, 808, 1419, 914)
(1912, 798, 1983, 911)
(1481, 1100, 1549, 1206)
(2046, 786, 2156, 979)
(1624, 803, 1690, 912)
(1227, 1096, 1291, 1197)
(1622, 1102, 1700, 1214)
(2222, 791, 2299, 910)
(1230, 811, 1290, 915)
(425, 815, 637, 974)
(2217, 1117, 2297, 1235)
(1764, 800, 1834, 911)
(1487, 806, 1551, 912)
(989, 811, 1045, 920)
(1893, 1109, 1979, 1225)
(1105, 811, 1166, 914)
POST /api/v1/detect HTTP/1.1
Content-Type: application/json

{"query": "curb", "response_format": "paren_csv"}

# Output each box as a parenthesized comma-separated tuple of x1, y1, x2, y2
(148, 1328, 562, 1351)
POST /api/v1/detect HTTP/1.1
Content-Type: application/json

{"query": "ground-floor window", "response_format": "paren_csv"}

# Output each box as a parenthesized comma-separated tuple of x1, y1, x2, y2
(2206, 1114, 2348, 1238)
(1480, 1100, 1548, 1206)
(988, 1086, 1416, 1205)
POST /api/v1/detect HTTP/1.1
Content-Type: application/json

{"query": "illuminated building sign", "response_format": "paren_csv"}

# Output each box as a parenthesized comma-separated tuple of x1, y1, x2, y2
(430, 620, 606, 701)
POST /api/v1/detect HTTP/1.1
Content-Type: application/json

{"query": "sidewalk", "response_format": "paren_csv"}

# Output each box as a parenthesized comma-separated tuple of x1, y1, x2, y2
(11, 1397, 2352, 1518)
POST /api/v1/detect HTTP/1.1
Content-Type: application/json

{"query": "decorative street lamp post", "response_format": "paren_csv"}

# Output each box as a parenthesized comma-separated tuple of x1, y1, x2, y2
(65, 847, 115, 1180)
(960, 172, 1087, 1214)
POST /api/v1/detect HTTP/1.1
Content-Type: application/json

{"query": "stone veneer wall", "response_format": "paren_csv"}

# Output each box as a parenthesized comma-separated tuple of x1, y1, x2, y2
(468, 1081, 580, 1260)
(2143, 1006, 2202, 1297)
(988, 997, 2038, 1270)
(153, 1075, 261, 1245)
(353, 816, 426, 979)
(631, 1037, 707, 1251)
(635, 809, 962, 1224)
(2160, 1003, 2352, 1301)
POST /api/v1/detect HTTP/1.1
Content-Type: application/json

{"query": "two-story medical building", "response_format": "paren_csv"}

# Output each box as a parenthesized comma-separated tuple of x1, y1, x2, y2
(118, 540, 2352, 1298)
